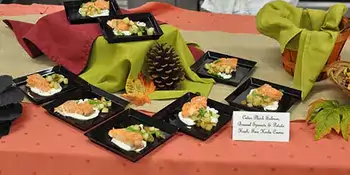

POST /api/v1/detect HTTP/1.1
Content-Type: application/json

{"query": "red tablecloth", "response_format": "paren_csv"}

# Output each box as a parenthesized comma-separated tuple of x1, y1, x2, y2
(2, 103, 349, 175)
(0, 3, 350, 175)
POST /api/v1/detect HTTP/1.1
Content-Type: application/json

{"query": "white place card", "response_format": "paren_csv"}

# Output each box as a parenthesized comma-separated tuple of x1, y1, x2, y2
(232, 111, 290, 142)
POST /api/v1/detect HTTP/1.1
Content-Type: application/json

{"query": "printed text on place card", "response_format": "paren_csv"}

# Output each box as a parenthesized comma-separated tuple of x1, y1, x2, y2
(232, 111, 290, 142)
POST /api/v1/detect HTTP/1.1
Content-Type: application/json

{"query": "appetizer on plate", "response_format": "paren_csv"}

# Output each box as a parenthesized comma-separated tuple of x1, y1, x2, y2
(107, 17, 155, 36)
(242, 84, 283, 111)
(178, 96, 220, 131)
(79, 0, 109, 17)
(26, 73, 68, 97)
(54, 97, 112, 120)
(108, 124, 165, 152)
(204, 58, 238, 79)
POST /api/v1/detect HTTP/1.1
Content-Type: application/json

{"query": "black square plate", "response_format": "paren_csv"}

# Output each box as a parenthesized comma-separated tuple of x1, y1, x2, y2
(225, 77, 301, 112)
(13, 66, 86, 105)
(42, 85, 128, 131)
(152, 92, 236, 141)
(63, 0, 121, 24)
(99, 13, 164, 43)
(191, 51, 257, 86)
(84, 109, 178, 162)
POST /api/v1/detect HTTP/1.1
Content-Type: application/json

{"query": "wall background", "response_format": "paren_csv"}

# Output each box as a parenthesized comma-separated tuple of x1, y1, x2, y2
(1, 0, 349, 17)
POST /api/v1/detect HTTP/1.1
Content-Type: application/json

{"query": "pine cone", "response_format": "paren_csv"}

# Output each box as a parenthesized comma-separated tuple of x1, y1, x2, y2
(146, 42, 185, 90)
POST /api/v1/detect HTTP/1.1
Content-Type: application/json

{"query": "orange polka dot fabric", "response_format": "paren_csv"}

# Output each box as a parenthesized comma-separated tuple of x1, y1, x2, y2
(0, 2, 350, 175)
(0, 103, 349, 175)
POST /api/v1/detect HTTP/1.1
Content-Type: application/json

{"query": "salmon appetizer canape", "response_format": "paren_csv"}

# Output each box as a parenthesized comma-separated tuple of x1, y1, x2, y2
(204, 58, 238, 79)
(106, 17, 155, 36)
(54, 97, 112, 120)
(178, 96, 220, 131)
(79, 0, 109, 17)
(108, 124, 165, 152)
(26, 73, 68, 97)
(243, 84, 283, 111)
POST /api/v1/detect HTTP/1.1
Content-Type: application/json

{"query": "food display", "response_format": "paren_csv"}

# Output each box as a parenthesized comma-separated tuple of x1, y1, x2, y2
(178, 96, 220, 131)
(204, 58, 238, 79)
(54, 97, 112, 120)
(107, 17, 155, 36)
(26, 73, 68, 97)
(108, 124, 165, 152)
(241, 84, 283, 110)
(78, 0, 109, 17)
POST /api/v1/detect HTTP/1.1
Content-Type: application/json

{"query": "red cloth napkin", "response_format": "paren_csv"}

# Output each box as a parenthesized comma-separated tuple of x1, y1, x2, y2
(3, 10, 204, 75)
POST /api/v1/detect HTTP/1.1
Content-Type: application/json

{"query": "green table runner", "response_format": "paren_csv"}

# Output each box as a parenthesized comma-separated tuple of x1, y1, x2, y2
(80, 24, 215, 100)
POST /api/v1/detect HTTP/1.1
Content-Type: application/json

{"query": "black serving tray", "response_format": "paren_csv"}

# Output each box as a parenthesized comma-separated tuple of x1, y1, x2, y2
(63, 0, 121, 24)
(191, 51, 257, 86)
(153, 92, 236, 141)
(84, 109, 178, 162)
(225, 77, 301, 112)
(99, 13, 164, 43)
(13, 65, 86, 105)
(42, 85, 128, 131)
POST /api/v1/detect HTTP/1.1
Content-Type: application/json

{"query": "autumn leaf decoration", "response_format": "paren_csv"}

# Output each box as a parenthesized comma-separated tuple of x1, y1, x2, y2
(306, 99, 350, 141)
(122, 73, 156, 106)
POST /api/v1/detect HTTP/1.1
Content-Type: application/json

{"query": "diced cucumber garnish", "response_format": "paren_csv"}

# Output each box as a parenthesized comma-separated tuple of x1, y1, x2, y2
(101, 108, 109, 113)
(53, 82, 59, 89)
(98, 104, 105, 110)
(146, 27, 155, 35)
(63, 78, 68, 84)
(46, 76, 53, 82)
(107, 101, 112, 107)
(123, 17, 130, 24)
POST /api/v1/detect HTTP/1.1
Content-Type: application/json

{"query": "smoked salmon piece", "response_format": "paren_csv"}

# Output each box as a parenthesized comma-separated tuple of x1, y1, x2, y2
(108, 128, 144, 149)
(205, 57, 238, 76)
(54, 100, 95, 116)
(85, 2, 94, 6)
(79, 0, 108, 17)
(26, 74, 51, 92)
(255, 84, 283, 101)
(94, 0, 109, 9)
(107, 19, 130, 31)
(215, 58, 238, 70)
(190, 96, 207, 107)
(181, 96, 208, 117)
(181, 102, 199, 117)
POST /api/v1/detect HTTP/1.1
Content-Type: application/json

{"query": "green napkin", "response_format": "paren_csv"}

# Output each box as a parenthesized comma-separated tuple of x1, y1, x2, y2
(80, 24, 215, 100)
(256, 0, 347, 100)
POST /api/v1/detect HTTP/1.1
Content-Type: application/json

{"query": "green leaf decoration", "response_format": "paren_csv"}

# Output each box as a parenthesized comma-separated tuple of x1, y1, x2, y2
(339, 106, 350, 141)
(306, 99, 350, 141)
